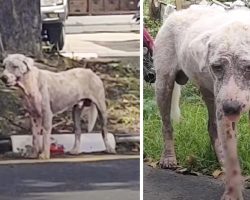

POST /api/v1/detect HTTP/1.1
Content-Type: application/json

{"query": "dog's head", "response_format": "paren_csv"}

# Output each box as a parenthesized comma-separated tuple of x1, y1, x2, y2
(1, 54, 34, 87)
(191, 21, 250, 121)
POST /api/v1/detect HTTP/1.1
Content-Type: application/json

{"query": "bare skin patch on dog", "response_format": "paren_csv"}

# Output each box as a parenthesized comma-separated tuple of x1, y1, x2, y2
(232, 122, 236, 131)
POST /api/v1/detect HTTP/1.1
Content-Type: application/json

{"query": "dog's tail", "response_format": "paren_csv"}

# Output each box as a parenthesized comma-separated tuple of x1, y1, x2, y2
(83, 103, 98, 132)
(171, 82, 181, 123)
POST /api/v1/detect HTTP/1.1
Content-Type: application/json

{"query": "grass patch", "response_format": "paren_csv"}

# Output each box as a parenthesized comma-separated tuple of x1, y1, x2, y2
(144, 83, 250, 175)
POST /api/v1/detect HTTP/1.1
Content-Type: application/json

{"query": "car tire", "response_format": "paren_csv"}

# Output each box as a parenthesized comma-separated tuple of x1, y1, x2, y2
(58, 26, 65, 51)
(45, 23, 65, 51)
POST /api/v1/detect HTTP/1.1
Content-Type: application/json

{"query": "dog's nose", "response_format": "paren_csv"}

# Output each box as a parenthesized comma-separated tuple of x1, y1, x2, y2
(1, 75, 8, 83)
(222, 101, 241, 116)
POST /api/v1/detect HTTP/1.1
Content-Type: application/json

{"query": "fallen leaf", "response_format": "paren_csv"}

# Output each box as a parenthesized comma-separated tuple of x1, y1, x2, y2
(176, 168, 189, 174)
(148, 161, 159, 168)
(212, 169, 225, 179)
(175, 168, 200, 176)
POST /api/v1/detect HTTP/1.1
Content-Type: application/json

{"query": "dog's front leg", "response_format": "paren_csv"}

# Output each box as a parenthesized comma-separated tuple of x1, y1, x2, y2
(30, 117, 42, 158)
(23, 93, 43, 158)
(39, 109, 52, 160)
(217, 115, 243, 200)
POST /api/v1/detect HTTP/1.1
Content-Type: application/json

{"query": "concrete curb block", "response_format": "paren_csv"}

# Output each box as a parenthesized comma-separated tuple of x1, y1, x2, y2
(0, 155, 139, 165)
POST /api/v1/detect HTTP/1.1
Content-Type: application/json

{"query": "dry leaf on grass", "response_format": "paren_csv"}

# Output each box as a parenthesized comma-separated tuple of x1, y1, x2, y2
(147, 161, 159, 168)
(212, 169, 225, 180)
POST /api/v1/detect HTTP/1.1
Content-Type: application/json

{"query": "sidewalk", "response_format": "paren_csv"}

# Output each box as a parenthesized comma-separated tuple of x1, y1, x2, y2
(65, 15, 139, 34)
(61, 32, 140, 58)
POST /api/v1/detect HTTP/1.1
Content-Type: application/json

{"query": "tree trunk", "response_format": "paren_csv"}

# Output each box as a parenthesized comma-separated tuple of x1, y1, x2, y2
(0, 0, 42, 61)
(149, 0, 161, 20)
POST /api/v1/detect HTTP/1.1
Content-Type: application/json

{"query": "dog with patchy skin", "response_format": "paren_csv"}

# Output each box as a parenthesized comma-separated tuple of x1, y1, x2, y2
(154, 6, 250, 200)
(0, 54, 116, 159)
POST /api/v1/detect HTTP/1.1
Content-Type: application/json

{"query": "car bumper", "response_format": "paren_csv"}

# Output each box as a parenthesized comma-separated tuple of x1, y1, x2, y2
(41, 4, 67, 24)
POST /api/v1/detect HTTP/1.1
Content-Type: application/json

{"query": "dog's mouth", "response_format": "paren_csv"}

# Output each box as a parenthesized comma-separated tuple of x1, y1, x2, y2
(5, 77, 21, 87)
(5, 82, 16, 87)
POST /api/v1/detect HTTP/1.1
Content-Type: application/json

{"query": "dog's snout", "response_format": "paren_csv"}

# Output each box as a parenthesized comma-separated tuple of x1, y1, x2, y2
(222, 101, 241, 116)
(1, 75, 8, 83)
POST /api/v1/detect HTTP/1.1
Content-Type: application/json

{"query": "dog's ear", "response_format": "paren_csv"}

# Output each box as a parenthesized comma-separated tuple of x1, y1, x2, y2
(2, 54, 10, 68)
(22, 57, 34, 72)
(189, 32, 211, 72)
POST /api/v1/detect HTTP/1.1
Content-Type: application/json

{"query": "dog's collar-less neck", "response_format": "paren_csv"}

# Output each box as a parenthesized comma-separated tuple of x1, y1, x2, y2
(17, 70, 39, 97)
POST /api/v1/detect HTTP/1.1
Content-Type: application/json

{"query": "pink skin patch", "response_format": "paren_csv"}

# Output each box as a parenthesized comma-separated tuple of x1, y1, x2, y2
(225, 114, 240, 122)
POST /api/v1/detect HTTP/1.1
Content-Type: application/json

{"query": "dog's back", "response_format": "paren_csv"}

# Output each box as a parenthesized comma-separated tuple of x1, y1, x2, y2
(37, 67, 105, 114)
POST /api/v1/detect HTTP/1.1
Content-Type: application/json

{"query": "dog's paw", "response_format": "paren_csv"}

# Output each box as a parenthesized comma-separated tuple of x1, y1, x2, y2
(69, 147, 81, 155)
(221, 190, 244, 200)
(39, 152, 50, 160)
(221, 194, 243, 200)
(160, 156, 178, 169)
(106, 146, 116, 154)
(21, 145, 38, 159)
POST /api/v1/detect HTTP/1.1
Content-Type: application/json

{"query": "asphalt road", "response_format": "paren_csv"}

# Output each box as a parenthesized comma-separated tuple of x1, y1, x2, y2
(144, 164, 250, 200)
(0, 159, 139, 200)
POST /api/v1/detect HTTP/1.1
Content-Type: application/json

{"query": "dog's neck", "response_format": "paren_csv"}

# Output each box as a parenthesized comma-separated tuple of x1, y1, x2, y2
(17, 68, 40, 97)
(16, 68, 42, 117)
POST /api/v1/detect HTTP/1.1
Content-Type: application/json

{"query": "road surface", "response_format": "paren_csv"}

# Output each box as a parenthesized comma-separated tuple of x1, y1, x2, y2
(144, 164, 250, 200)
(0, 159, 139, 200)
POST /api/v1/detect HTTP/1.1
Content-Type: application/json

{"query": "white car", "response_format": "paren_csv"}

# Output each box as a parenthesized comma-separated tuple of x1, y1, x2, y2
(41, 0, 68, 50)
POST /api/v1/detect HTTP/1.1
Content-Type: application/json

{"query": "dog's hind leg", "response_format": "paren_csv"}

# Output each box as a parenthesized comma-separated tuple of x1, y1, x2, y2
(200, 87, 225, 167)
(95, 100, 116, 154)
(70, 104, 82, 155)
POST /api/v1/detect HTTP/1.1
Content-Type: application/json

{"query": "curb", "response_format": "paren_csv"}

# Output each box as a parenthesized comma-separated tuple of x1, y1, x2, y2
(0, 154, 139, 165)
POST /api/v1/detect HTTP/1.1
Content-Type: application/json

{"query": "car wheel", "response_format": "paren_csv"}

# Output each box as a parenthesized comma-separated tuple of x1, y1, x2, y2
(46, 23, 65, 51)
(57, 26, 65, 51)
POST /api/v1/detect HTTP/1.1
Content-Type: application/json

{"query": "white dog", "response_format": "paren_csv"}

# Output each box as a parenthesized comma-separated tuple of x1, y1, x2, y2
(154, 6, 250, 200)
(1, 54, 116, 159)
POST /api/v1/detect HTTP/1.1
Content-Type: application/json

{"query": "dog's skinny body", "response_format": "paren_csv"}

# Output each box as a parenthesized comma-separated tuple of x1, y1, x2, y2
(155, 6, 250, 199)
(1, 54, 115, 159)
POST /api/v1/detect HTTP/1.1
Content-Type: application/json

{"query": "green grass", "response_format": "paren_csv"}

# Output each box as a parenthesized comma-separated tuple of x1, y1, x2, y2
(144, 83, 250, 175)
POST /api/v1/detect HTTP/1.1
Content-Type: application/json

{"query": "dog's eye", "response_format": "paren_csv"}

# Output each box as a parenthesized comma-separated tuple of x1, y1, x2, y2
(244, 65, 250, 80)
(211, 64, 224, 73)
(244, 65, 250, 72)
